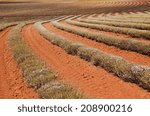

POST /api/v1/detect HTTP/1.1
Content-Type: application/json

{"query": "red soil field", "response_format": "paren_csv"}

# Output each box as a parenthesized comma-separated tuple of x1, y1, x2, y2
(21, 24, 150, 98)
(0, 0, 150, 98)
(67, 18, 150, 42)
(0, 28, 38, 98)
(43, 23, 150, 67)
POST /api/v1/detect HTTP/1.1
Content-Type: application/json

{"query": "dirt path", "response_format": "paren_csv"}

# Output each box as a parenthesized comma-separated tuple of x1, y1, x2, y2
(43, 23, 150, 67)
(0, 28, 38, 99)
(22, 24, 150, 98)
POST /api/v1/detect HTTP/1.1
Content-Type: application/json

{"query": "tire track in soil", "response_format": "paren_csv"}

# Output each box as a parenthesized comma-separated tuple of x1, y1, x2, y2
(22, 24, 150, 98)
(0, 28, 38, 98)
(43, 23, 150, 67)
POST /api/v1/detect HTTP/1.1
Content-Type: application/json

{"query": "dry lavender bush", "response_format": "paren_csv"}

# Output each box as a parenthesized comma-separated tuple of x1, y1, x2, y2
(35, 20, 150, 90)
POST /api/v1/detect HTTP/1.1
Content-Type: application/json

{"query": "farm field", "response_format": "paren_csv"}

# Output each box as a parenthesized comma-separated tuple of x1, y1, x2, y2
(0, 0, 150, 99)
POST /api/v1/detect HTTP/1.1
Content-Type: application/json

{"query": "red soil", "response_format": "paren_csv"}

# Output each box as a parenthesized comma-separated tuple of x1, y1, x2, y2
(0, 28, 38, 98)
(44, 23, 150, 67)
(64, 20, 150, 42)
(22, 24, 150, 98)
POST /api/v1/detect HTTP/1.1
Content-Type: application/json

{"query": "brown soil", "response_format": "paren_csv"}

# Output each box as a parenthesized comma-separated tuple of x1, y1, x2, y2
(0, 0, 149, 22)
(22, 24, 150, 98)
(78, 0, 148, 7)
(43, 23, 150, 67)
(0, 28, 38, 98)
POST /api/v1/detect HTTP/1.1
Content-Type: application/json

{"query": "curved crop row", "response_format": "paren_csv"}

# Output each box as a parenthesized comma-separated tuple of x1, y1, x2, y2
(51, 20, 150, 56)
(0, 22, 17, 31)
(80, 17, 150, 30)
(88, 17, 150, 24)
(9, 22, 82, 99)
(114, 13, 150, 18)
(123, 15, 150, 19)
(71, 19, 150, 40)
(35, 21, 150, 90)
(82, 0, 148, 7)
(110, 12, 150, 18)
(110, 16, 150, 21)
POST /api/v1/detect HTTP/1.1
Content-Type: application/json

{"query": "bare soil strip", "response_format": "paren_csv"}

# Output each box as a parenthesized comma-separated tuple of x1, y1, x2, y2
(22, 24, 150, 98)
(0, 28, 38, 98)
(43, 23, 150, 67)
